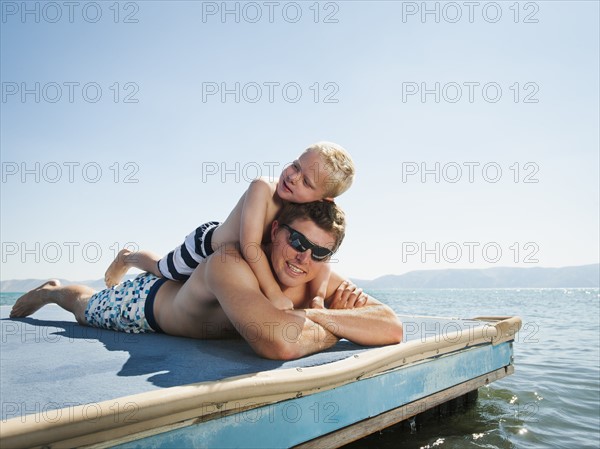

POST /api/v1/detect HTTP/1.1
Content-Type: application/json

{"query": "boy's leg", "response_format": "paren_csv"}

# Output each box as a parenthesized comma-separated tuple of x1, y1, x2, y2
(156, 222, 221, 283)
(104, 249, 162, 287)
(9, 280, 95, 325)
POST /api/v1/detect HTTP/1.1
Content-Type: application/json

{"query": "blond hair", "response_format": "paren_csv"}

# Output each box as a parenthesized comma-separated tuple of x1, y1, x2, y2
(304, 141, 355, 198)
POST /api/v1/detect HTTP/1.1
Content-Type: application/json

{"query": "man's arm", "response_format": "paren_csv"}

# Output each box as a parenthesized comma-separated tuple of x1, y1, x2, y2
(304, 272, 403, 346)
(205, 245, 339, 360)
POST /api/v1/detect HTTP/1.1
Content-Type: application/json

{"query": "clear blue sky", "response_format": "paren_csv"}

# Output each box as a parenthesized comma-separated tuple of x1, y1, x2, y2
(1, 1, 598, 281)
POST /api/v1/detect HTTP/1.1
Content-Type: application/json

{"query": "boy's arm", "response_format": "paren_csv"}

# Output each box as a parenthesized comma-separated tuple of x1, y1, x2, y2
(206, 245, 339, 360)
(206, 246, 398, 359)
(240, 179, 293, 310)
(307, 262, 331, 307)
(304, 272, 403, 346)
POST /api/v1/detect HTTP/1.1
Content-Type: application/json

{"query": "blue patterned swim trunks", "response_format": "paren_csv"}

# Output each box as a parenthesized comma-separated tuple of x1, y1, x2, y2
(84, 273, 166, 333)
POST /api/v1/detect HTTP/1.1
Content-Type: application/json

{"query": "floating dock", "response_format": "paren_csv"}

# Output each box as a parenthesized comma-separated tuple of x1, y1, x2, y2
(0, 305, 521, 448)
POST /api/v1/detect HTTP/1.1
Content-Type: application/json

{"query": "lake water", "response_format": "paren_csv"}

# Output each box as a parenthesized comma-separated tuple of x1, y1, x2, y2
(344, 288, 600, 449)
(2, 288, 599, 448)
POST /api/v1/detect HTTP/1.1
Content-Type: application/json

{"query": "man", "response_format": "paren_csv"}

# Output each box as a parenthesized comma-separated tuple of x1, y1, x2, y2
(10, 202, 403, 360)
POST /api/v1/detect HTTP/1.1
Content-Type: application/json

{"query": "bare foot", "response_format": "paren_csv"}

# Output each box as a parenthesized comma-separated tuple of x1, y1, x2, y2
(10, 280, 61, 318)
(105, 248, 132, 287)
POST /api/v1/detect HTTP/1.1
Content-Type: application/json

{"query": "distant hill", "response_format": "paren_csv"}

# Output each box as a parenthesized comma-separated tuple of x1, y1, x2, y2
(351, 264, 599, 289)
(1, 264, 598, 293)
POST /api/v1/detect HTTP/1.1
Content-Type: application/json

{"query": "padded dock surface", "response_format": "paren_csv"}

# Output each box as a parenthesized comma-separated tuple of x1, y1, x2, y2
(0, 305, 483, 421)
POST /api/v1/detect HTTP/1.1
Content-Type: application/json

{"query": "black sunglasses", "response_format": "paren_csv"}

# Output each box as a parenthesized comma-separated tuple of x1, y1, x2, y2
(280, 224, 334, 261)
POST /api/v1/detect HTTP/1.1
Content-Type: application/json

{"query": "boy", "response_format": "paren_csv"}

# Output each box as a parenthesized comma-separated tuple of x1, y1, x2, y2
(104, 142, 355, 310)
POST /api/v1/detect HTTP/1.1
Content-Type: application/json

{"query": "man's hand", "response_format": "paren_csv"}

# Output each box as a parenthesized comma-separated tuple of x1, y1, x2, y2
(305, 278, 403, 346)
(326, 280, 368, 309)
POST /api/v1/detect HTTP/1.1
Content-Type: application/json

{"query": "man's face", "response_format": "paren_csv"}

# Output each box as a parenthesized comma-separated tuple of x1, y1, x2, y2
(269, 218, 336, 289)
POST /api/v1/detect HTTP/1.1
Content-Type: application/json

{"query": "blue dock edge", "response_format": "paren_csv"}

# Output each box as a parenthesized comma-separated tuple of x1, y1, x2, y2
(116, 342, 513, 449)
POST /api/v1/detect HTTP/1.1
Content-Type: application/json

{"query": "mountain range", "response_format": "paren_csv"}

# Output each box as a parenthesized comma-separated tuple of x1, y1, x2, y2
(1, 264, 598, 292)
(351, 264, 599, 289)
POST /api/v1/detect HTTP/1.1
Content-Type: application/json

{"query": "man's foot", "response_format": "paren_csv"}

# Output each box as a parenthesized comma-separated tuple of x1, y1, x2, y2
(104, 249, 132, 287)
(9, 280, 61, 318)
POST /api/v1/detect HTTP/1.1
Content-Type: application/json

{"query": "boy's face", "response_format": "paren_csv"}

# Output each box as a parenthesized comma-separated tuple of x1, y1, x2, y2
(277, 151, 332, 203)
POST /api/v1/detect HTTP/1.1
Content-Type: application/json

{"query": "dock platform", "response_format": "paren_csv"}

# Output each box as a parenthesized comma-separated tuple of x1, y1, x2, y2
(0, 305, 521, 448)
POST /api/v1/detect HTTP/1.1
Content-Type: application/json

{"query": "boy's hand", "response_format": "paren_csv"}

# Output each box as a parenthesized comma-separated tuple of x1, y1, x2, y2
(270, 295, 294, 311)
(327, 280, 368, 309)
(310, 296, 326, 309)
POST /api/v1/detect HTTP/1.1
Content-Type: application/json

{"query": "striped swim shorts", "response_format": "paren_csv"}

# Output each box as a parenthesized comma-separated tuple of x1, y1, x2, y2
(157, 221, 221, 282)
(84, 272, 166, 333)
